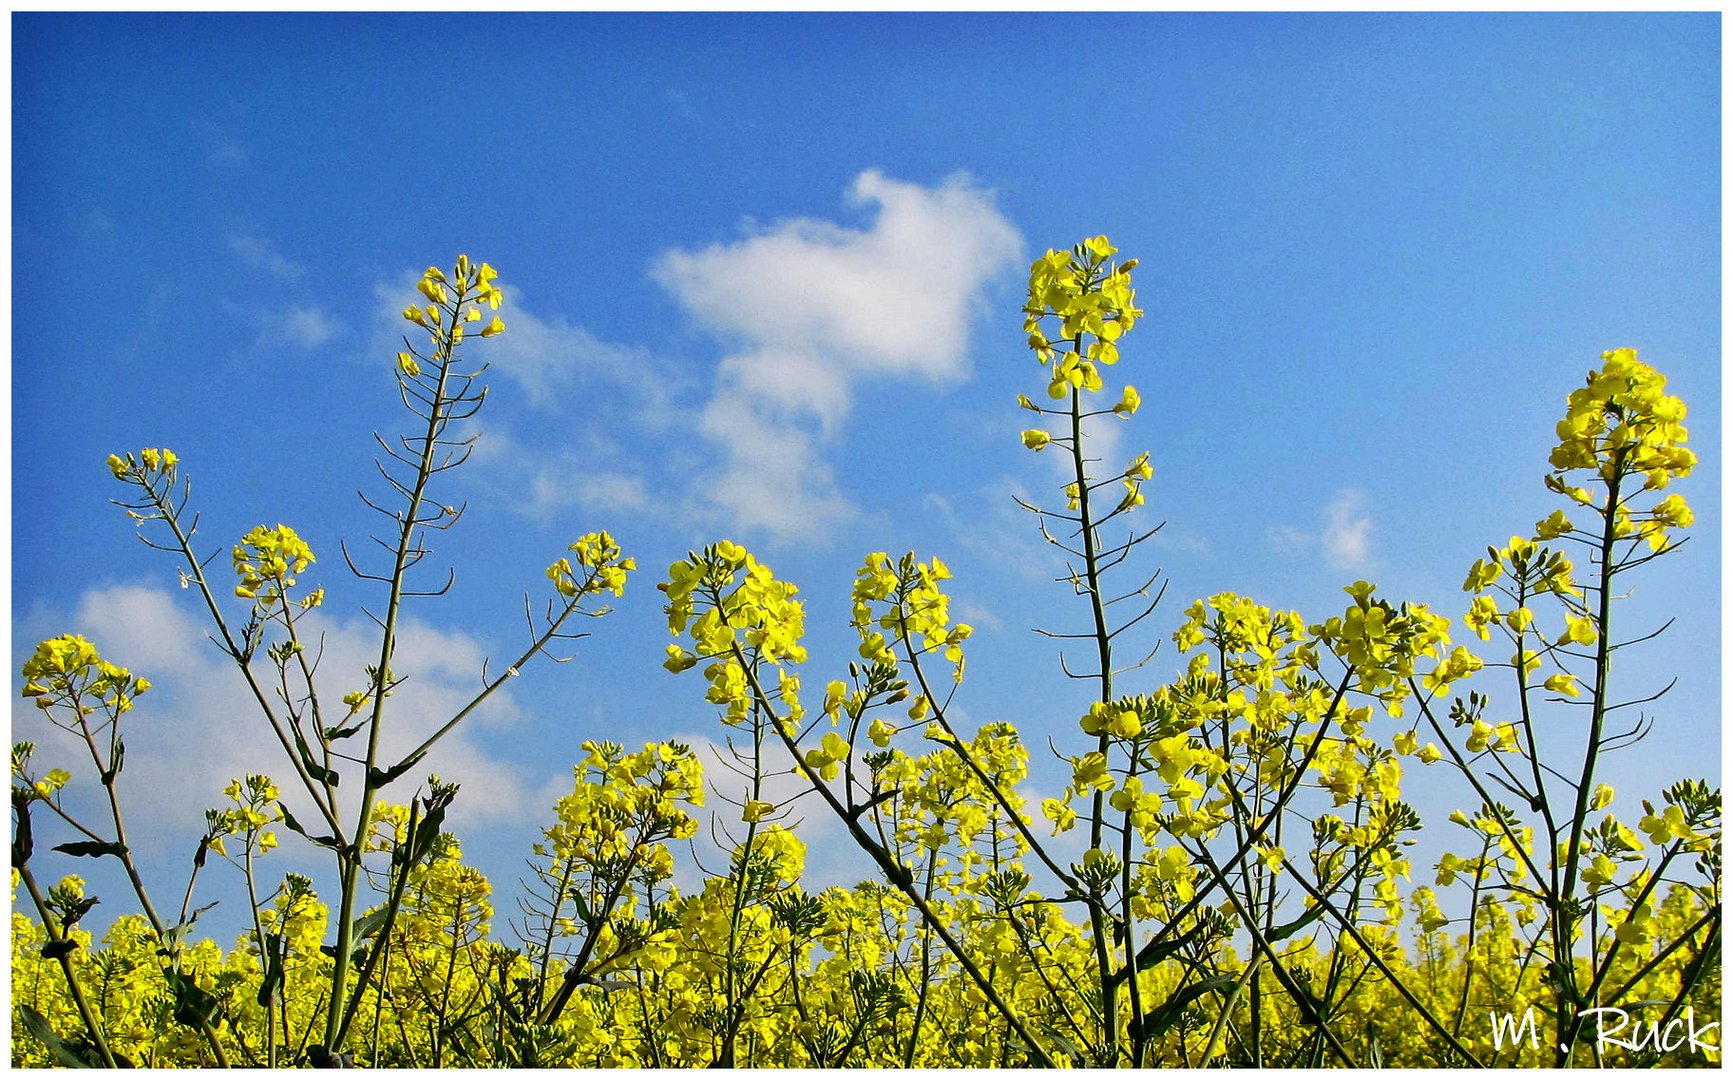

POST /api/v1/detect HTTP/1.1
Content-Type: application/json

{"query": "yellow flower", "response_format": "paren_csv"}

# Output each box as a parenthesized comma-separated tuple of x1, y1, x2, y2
(1559, 614, 1598, 647)
(742, 800, 775, 824)
(1106, 709, 1142, 739)
(1639, 804, 1695, 846)
(1543, 672, 1581, 697)
(1021, 429, 1051, 451)
(822, 680, 848, 716)
(1043, 798, 1077, 834)
(1535, 509, 1573, 539)
(1463, 558, 1501, 592)
(1581, 852, 1618, 889)
(1614, 903, 1654, 946)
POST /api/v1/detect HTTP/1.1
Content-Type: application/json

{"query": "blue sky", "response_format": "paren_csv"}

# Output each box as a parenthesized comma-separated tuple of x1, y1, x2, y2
(11, 13, 1721, 941)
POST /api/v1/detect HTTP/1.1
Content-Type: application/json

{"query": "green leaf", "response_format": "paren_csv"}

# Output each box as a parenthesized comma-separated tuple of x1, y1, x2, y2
(367, 756, 421, 791)
(12, 790, 34, 865)
(352, 906, 393, 943)
(162, 967, 224, 1030)
(19, 1004, 98, 1067)
(1112, 920, 1208, 987)
(160, 901, 219, 955)
(52, 840, 128, 859)
(256, 933, 286, 1010)
(1131, 974, 1238, 1043)
(408, 791, 455, 865)
(99, 738, 124, 785)
(278, 805, 342, 851)
(318, 941, 371, 966)
(1267, 904, 1326, 943)
(293, 728, 339, 787)
(1038, 1023, 1086, 1066)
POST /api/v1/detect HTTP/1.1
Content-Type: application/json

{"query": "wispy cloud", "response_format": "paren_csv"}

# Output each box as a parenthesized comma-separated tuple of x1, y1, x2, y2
(11, 585, 566, 855)
(368, 277, 675, 522)
(372, 281, 660, 413)
(922, 487, 1053, 583)
(1321, 490, 1374, 572)
(1269, 488, 1376, 574)
(264, 305, 340, 350)
(665, 86, 698, 118)
(197, 120, 249, 168)
(529, 458, 650, 517)
(478, 289, 662, 412)
(654, 169, 1024, 545)
(362, 173, 1022, 546)
(229, 234, 305, 279)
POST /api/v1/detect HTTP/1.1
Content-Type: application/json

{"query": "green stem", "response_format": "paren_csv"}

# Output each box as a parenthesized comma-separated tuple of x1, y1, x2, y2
(1553, 459, 1625, 1064)
(325, 289, 467, 1055)
(17, 861, 118, 1068)
(1068, 371, 1121, 1063)
(733, 650, 1059, 1067)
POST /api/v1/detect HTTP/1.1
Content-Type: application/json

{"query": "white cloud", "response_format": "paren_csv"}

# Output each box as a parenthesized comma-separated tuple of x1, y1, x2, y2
(372, 280, 661, 414)
(654, 170, 1023, 544)
(658, 170, 1020, 378)
(1268, 523, 1311, 556)
(1322, 490, 1374, 572)
(478, 290, 660, 412)
(369, 279, 675, 522)
(529, 458, 649, 517)
(1268, 489, 1375, 573)
(695, 381, 858, 542)
(268, 305, 339, 349)
(229, 235, 304, 279)
(952, 598, 1005, 635)
(11, 585, 570, 861)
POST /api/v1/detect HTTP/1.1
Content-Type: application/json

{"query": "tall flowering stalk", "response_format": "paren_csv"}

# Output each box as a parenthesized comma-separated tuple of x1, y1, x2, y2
(1408, 348, 1715, 1064)
(1017, 236, 1154, 1061)
(62, 257, 636, 1065)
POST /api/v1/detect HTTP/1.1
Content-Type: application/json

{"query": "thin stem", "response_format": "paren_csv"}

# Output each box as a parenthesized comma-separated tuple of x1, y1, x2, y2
(17, 861, 119, 1068)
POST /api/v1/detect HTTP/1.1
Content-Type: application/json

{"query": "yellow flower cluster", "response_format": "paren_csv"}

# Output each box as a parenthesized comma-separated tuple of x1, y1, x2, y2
(205, 774, 282, 857)
(1549, 347, 1694, 489)
(1023, 235, 1142, 399)
(1545, 349, 1696, 554)
(104, 446, 178, 480)
(20, 634, 151, 716)
(9, 740, 1717, 1068)
(232, 523, 318, 607)
(545, 530, 634, 599)
(400, 255, 504, 357)
(660, 541, 808, 725)
(1312, 581, 1453, 717)
(850, 552, 973, 682)
(543, 741, 704, 883)
(17, 243, 1717, 1071)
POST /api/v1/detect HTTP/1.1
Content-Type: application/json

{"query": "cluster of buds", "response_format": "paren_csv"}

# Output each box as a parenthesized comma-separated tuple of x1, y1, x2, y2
(398, 254, 506, 375)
